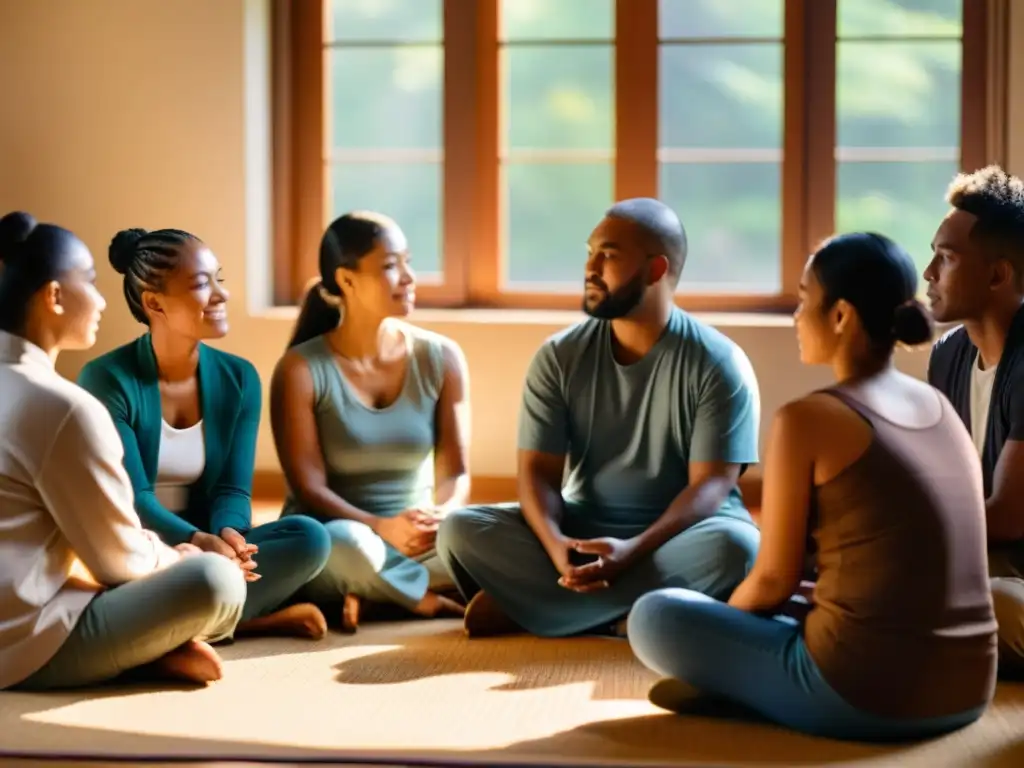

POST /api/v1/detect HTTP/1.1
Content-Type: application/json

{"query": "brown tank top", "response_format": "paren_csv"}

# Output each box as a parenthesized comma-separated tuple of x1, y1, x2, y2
(803, 388, 997, 719)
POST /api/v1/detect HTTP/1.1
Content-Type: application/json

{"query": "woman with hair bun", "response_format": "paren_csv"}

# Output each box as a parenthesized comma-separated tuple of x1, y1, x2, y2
(78, 226, 331, 641)
(0, 211, 246, 690)
(628, 232, 998, 741)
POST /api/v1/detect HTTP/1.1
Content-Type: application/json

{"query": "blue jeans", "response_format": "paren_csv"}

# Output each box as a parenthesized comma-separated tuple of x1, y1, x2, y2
(627, 588, 987, 742)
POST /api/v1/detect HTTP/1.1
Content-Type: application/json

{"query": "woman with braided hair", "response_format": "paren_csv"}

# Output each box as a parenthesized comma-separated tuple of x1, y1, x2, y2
(0, 211, 246, 690)
(78, 226, 332, 641)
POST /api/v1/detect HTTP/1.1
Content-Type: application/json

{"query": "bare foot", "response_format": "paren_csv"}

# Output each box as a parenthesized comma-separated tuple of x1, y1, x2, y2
(341, 594, 361, 634)
(234, 603, 328, 640)
(150, 640, 223, 684)
(463, 591, 523, 638)
(413, 590, 466, 620)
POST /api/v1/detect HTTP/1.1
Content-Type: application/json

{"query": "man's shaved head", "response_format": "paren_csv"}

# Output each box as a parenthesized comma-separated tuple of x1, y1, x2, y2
(605, 198, 688, 284)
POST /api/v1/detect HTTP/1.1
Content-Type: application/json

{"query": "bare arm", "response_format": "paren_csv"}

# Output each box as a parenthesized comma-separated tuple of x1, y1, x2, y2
(631, 345, 757, 556)
(631, 461, 741, 558)
(728, 402, 814, 613)
(433, 339, 471, 513)
(515, 341, 572, 569)
(518, 448, 568, 554)
(269, 351, 379, 529)
(987, 439, 1024, 542)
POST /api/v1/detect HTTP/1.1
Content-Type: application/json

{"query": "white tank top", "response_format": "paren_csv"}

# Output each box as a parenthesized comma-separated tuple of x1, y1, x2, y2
(154, 420, 206, 513)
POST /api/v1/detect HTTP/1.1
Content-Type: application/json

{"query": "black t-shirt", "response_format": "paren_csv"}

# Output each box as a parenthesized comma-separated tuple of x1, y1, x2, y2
(927, 304, 1024, 500)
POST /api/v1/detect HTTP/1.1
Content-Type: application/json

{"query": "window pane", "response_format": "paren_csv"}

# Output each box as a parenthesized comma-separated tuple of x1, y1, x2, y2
(329, 0, 442, 42)
(836, 161, 957, 279)
(836, 41, 960, 148)
(329, 47, 442, 150)
(660, 44, 782, 148)
(503, 46, 614, 152)
(501, 0, 613, 41)
(659, 0, 783, 39)
(659, 162, 781, 293)
(838, 0, 961, 38)
(504, 163, 613, 286)
(329, 163, 442, 276)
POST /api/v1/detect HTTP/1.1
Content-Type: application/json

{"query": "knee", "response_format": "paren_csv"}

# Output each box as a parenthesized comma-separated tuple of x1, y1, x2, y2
(181, 553, 247, 614)
(627, 588, 711, 671)
(628, 588, 705, 640)
(992, 579, 1024, 649)
(282, 515, 333, 566)
(436, 507, 487, 557)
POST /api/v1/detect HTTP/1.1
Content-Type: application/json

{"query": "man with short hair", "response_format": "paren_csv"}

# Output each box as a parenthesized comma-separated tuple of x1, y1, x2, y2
(926, 165, 1024, 675)
(436, 198, 762, 638)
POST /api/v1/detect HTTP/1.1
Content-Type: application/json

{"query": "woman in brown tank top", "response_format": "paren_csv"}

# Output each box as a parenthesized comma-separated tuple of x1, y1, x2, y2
(628, 232, 997, 742)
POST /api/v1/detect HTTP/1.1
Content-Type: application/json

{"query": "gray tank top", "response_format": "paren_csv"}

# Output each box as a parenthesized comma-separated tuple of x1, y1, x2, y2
(282, 324, 445, 519)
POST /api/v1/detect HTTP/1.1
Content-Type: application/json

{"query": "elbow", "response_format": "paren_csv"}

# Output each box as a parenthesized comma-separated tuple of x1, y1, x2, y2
(987, 499, 1024, 543)
(290, 475, 330, 512)
(747, 568, 801, 605)
(517, 469, 557, 499)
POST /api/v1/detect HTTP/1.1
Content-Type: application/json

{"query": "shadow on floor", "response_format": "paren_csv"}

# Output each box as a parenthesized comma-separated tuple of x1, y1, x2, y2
(2, 680, 1023, 768)
(329, 626, 649, 700)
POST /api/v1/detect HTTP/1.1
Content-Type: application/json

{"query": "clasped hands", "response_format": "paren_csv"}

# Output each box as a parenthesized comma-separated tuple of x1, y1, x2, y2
(374, 506, 443, 557)
(550, 535, 639, 593)
(179, 528, 261, 582)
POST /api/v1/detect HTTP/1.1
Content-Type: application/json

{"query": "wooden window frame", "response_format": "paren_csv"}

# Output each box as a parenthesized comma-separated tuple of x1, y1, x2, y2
(272, 0, 1004, 312)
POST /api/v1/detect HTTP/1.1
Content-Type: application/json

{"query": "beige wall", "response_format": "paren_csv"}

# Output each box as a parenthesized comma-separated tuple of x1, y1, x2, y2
(0, 0, 1016, 479)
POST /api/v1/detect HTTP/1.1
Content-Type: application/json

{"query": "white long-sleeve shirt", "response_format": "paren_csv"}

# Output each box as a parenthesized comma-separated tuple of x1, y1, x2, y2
(0, 330, 180, 689)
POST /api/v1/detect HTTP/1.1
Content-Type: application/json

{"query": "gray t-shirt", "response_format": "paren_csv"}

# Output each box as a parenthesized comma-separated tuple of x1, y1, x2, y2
(518, 307, 760, 525)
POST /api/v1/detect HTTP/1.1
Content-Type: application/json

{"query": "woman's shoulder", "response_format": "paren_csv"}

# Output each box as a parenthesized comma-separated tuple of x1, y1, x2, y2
(199, 344, 261, 394)
(202, 343, 258, 375)
(400, 321, 460, 354)
(77, 336, 149, 393)
(775, 390, 854, 426)
(400, 322, 465, 385)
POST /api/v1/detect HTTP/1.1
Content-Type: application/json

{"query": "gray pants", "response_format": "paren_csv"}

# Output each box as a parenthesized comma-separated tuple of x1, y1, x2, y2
(299, 518, 453, 612)
(436, 503, 760, 638)
(990, 550, 1024, 676)
(16, 554, 246, 691)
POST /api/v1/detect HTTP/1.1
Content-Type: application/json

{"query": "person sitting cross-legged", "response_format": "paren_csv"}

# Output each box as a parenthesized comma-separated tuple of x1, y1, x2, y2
(78, 226, 332, 641)
(436, 198, 762, 638)
(628, 232, 997, 743)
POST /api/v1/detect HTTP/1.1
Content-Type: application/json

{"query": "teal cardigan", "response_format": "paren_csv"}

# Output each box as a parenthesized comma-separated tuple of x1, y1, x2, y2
(77, 335, 261, 545)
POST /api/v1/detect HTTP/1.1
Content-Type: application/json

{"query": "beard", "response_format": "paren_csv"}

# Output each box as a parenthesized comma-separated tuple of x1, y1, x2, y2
(582, 268, 647, 319)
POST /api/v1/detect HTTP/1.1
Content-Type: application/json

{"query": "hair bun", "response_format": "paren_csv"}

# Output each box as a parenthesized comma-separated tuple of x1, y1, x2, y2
(0, 211, 38, 263)
(108, 228, 148, 274)
(892, 299, 934, 346)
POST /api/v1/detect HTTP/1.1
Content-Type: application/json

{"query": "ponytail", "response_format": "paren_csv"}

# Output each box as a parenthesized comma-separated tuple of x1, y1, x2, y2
(287, 278, 342, 348)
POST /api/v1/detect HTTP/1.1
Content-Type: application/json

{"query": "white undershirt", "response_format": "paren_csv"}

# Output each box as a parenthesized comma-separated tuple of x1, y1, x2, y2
(969, 352, 997, 459)
(154, 420, 206, 513)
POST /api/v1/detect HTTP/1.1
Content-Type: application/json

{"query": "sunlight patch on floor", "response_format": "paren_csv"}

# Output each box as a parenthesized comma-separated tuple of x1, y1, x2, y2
(20, 648, 657, 751)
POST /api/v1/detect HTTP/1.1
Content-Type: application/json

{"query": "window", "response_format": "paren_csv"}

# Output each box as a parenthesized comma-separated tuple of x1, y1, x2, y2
(273, 0, 1002, 310)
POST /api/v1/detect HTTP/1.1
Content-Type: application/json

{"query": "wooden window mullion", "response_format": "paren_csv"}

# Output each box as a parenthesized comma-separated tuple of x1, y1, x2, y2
(962, 0, 1007, 172)
(615, 0, 658, 201)
(801, 0, 837, 270)
(272, 0, 325, 304)
(437, 0, 477, 306)
(466, 0, 501, 306)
